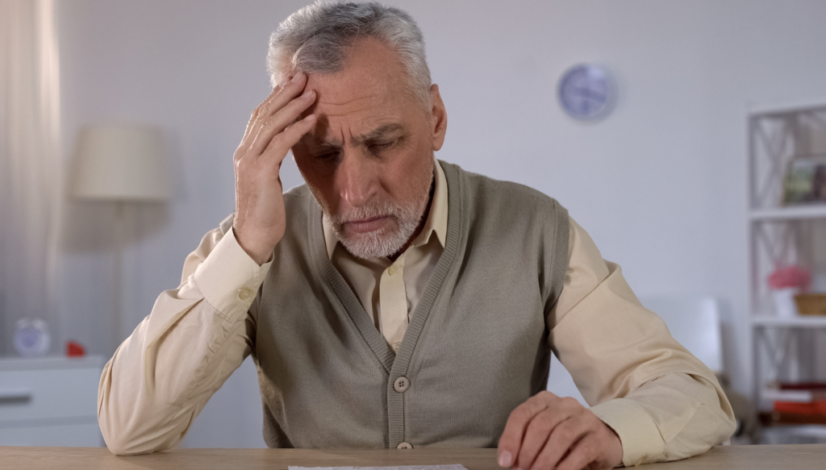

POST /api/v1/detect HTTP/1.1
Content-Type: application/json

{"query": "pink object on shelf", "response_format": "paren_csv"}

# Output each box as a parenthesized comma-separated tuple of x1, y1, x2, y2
(768, 265, 811, 291)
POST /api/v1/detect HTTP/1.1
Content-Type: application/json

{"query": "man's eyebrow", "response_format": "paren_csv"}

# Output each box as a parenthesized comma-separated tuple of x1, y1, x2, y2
(306, 123, 406, 149)
(351, 123, 405, 146)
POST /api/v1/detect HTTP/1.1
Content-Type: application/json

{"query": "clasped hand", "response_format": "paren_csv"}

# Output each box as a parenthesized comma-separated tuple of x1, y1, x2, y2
(497, 391, 623, 470)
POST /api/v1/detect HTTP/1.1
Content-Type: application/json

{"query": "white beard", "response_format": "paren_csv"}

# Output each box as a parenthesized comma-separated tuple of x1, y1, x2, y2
(324, 162, 433, 259)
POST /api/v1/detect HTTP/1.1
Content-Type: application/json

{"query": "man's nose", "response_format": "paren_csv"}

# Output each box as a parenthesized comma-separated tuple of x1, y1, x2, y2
(336, 149, 377, 208)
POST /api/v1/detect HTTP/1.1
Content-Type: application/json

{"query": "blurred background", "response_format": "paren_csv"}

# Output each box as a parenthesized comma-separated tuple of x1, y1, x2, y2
(2, 0, 826, 449)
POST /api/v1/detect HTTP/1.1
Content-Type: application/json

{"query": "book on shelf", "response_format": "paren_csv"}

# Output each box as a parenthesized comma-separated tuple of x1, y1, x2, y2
(774, 401, 826, 415)
(778, 382, 826, 391)
(765, 382, 826, 425)
(763, 410, 826, 426)
(764, 382, 826, 401)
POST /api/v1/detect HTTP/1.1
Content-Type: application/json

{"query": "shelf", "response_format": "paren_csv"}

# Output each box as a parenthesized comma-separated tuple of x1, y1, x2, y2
(750, 205, 826, 221)
(753, 316, 826, 328)
(748, 99, 826, 118)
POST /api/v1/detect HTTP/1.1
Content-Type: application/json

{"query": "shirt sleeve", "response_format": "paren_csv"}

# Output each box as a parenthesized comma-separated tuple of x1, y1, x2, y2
(97, 221, 272, 455)
(548, 217, 736, 467)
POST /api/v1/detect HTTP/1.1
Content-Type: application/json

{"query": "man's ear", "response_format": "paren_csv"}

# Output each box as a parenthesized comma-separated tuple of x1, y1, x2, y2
(429, 84, 447, 151)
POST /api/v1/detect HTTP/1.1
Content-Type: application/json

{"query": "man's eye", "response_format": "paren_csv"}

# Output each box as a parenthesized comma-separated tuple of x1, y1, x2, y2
(370, 141, 395, 152)
(315, 152, 338, 161)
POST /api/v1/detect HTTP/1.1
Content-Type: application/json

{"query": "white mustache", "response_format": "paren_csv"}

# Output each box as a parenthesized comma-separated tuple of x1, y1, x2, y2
(330, 199, 401, 226)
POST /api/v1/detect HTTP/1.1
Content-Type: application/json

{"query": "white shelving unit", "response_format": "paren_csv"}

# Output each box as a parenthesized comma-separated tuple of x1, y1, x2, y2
(748, 101, 826, 442)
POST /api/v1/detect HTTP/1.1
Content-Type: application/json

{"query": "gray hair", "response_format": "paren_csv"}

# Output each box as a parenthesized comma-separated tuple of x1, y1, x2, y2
(267, 1, 432, 106)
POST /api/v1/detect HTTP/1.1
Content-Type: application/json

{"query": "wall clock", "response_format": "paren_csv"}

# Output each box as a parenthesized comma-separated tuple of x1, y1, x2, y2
(557, 64, 616, 121)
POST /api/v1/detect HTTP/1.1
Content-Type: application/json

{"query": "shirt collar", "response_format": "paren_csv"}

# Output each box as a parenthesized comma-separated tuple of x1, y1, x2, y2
(322, 159, 448, 260)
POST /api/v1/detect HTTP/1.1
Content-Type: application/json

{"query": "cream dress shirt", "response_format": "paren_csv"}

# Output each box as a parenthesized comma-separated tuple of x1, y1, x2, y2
(98, 161, 735, 465)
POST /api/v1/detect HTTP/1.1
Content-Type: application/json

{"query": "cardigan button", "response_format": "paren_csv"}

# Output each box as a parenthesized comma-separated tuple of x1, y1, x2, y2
(394, 376, 410, 392)
(397, 442, 413, 449)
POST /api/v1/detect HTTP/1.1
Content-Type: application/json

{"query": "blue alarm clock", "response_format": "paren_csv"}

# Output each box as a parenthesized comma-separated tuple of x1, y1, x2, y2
(557, 64, 616, 121)
(14, 318, 51, 357)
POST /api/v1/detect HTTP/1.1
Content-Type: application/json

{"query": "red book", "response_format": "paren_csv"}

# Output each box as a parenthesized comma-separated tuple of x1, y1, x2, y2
(774, 400, 826, 415)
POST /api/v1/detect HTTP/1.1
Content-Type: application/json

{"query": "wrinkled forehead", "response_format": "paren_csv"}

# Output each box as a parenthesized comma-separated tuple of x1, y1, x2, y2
(300, 38, 421, 146)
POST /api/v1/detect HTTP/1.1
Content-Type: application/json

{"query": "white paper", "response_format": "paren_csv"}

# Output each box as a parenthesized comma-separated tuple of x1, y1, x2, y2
(290, 464, 468, 470)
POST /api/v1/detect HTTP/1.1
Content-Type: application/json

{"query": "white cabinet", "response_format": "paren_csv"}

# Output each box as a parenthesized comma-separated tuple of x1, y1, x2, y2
(0, 356, 104, 446)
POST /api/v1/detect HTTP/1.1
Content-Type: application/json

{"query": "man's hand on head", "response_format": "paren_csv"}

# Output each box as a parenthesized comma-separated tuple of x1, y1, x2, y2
(498, 391, 623, 470)
(232, 72, 317, 265)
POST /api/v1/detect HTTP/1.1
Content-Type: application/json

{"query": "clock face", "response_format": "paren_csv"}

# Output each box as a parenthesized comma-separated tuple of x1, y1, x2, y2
(558, 64, 615, 121)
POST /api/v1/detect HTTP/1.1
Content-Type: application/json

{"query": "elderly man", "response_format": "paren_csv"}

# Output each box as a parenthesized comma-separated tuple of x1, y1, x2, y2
(98, 2, 735, 469)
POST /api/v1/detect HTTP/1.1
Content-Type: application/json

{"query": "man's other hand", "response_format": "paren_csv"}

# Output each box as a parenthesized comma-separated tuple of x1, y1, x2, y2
(497, 391, 623, 470)
(233, 72, 317, 265)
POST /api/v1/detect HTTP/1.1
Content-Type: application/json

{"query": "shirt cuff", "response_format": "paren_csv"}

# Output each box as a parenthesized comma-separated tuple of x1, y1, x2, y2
(193, 227, 272, 321)
(591, 398, 664, 467)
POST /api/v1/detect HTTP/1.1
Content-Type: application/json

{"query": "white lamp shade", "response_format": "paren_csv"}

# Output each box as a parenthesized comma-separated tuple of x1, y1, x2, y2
(71, 124, 171, 201)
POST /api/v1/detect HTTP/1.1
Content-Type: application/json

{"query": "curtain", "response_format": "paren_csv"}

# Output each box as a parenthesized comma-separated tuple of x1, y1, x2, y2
(0, 0, 62, 355)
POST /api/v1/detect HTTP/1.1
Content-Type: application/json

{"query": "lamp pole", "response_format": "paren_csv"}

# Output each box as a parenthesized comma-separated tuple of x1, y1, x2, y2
(70, 123, 170, 352)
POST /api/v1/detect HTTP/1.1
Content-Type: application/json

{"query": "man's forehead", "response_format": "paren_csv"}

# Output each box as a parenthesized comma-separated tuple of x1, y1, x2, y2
(297, 37, 420, 147)
(302, 69, 402, 123)
(302, 39, 403, 105)
(305, 65, 389, 94)
(300, 77, 404, 147)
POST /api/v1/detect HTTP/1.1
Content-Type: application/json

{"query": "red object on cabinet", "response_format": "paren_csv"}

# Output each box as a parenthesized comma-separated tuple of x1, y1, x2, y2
(66, 341, 86, 357)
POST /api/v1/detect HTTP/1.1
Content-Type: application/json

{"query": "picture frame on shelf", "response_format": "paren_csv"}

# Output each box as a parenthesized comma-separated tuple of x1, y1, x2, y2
(782, 154, 826, 205)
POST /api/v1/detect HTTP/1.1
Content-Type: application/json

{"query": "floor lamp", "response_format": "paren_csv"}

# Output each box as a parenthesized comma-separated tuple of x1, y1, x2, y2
(70, 123, 170, 346)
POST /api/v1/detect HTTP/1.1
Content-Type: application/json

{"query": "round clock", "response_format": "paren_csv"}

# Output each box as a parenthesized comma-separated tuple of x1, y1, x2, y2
(14, 318, 51, 357)
(557, 64, 616, 121)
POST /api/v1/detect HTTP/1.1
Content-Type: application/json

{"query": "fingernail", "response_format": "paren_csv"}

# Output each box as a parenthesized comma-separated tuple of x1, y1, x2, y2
(498, 451, 513, 467)
(292, 72, 302, 82)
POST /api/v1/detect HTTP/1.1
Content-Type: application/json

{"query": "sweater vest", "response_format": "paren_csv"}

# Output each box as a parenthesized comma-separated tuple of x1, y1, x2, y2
(240, 161, 569, 449)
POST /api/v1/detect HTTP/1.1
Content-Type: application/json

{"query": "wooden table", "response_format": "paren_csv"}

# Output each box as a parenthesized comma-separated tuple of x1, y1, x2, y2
(1, 445, 824, 470)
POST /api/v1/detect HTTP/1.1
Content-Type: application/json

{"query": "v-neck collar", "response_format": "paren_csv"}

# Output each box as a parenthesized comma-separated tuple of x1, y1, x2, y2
(308, 160, 463, 374)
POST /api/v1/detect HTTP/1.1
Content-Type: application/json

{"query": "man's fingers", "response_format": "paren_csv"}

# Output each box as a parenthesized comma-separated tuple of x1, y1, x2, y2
(248, 89, 316, 157)
(514, 411, 566, 470)
(255, 72, 308, 125)
(528, 417, 590, 470)
(261, 113, 317, 165)
(244, 86, 280, 139)
(497, 394, 551, 468)
(239, 72, 308, 154)
(554, 435, 599, 470)
(242, 80, 287, 144)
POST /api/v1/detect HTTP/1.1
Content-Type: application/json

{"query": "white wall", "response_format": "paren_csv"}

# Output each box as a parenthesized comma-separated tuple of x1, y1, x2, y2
(56, 0, 826, 446)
